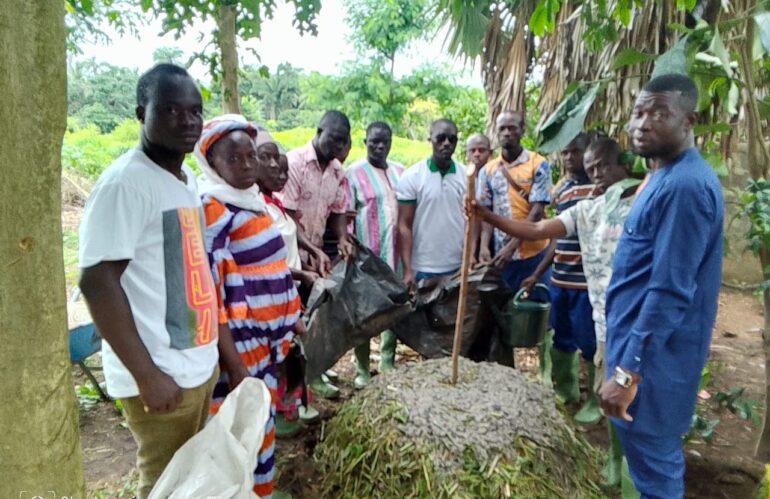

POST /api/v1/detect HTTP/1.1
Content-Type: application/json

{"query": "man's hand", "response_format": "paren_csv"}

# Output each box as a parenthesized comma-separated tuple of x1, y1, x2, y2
(311, 250, 332, 277)
(492, 243, 516, 269)
(294, 317, 307, 336)
(298, 269, 320, 289)
(337, 235, 358, 262)
(136, 369, 183, 414)
(225, 363, 251, 392)
(403, 269, 416, 292)
(599, 374, 639, 422)
(478, 246, 492, 264)
(520, 274, 539, 294)
(465, 197, 489, 221)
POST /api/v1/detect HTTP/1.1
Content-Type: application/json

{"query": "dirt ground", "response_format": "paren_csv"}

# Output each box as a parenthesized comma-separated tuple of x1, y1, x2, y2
(75, 288, 766, 498)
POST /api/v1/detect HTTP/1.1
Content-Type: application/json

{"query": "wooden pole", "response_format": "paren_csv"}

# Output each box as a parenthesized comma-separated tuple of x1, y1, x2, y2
(451, 165, 478, 384)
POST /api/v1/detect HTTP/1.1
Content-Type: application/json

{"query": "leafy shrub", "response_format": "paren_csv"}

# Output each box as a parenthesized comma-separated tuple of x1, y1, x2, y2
(62, 121, 137, 179)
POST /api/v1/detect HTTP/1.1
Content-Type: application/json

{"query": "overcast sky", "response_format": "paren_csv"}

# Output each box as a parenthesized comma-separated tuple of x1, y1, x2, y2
(76, 0, 482, 87)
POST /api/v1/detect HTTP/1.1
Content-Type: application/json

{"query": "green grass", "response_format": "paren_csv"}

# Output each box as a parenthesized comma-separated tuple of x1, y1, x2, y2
(62, 120, 139, 180)
(63, 229, 80, 290)
(62, 120, 434, 181)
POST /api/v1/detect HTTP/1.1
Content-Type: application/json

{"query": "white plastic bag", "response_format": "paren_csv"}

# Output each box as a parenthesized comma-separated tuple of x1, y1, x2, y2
(149, 378, 272, 499)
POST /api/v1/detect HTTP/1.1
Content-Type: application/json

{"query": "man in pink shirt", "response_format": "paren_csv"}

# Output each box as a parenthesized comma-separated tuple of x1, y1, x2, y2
(278, 110, 357, 274)
(277, 110, 357, 401)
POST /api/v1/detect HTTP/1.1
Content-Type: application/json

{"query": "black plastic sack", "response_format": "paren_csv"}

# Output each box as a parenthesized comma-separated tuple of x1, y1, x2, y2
(392, 265, 513, 361)
(300, 245, 413, 381)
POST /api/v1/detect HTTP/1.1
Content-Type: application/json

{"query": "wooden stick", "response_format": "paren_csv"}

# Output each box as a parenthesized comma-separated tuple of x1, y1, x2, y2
(451, 165, 477, 385)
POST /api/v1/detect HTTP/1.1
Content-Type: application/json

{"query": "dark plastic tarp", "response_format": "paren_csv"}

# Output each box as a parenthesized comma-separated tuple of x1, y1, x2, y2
(300, 246, 413, 381)
(392, 265, 514, 362)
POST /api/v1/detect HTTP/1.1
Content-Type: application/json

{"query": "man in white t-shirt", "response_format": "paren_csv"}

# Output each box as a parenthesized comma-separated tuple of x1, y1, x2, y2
(397, 119, 467, 287)
(467, 136, 640, 494)
(78, 64, 219, 499)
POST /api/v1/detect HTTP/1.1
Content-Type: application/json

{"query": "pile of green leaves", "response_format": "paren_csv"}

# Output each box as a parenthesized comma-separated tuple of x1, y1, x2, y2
(315, 396, 604, 498)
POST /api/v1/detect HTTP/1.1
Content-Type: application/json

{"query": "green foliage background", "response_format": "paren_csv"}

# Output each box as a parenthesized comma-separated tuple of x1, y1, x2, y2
(63, 120, 434, 182)
(63, 56, 484, 180)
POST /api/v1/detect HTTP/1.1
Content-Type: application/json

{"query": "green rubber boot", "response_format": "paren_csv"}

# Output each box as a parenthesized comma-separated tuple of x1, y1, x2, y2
(574, 363, 602, 425)
(379, 330, 397, 372)
(550, 348, 580, 403)
(275, 413, 303, 439)
(602, 424, 623, 489)
(309, 377, 340, 399)
(298, 404, 320, 424)
(354, 342, 371, 390)
(620, 457, 640, 499)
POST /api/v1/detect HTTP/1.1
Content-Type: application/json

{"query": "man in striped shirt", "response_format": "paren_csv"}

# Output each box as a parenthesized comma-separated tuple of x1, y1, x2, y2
(346, 122, 405, 388)
(524, 133, 598, 422)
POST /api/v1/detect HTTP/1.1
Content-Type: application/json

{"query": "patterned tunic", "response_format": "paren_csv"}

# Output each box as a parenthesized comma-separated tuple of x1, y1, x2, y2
(203, 195, 301, 499)
(345, 159, 405, 271)
(477, 149, 552, 259)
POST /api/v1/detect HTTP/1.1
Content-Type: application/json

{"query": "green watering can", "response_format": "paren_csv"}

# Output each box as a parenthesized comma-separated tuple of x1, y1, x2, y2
(488, 283, 551, 348)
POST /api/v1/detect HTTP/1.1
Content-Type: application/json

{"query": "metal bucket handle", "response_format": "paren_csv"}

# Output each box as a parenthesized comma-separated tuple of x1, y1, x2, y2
(513, 283, 550, 305)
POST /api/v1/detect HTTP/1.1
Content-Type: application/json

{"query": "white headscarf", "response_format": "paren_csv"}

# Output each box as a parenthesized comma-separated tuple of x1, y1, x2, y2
(194, 114, 266, 213)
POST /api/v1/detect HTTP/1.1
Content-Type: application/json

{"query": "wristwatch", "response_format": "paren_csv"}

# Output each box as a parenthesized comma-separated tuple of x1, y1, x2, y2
(614, 366, 634, 389)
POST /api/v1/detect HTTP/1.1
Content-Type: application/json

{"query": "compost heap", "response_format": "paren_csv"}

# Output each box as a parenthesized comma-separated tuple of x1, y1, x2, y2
(316, 358, 604, 498)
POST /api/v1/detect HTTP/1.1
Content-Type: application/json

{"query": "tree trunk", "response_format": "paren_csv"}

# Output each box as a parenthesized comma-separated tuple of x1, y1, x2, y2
(757, 248, 770, 461)
(0, 2, 85, 497)
(482, 7, 535, 138)
(216, 3, 242, 114)
(737, 9, 770, 459)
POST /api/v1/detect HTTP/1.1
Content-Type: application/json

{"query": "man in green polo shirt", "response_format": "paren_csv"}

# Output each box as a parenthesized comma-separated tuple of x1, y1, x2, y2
(397, 119, 467, 287)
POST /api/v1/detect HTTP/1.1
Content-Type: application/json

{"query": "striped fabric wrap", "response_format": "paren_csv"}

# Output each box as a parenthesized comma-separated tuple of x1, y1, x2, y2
(203, 195, 300, 499)
(551, 175, 596, 289)
(198, 119, 257, 159)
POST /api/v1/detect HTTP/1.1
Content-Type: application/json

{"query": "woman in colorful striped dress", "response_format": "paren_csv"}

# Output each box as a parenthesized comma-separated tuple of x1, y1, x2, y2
(195, 115, 301, 498)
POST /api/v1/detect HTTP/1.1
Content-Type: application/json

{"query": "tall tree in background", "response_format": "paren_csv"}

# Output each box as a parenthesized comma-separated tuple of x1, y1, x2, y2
(241, 62, 303, 121)
(153, 46, 186, 65)
(1, 1, 85, 495)
(344, 0, 433, 124)
(68, 59, 140, 132)
(434, 0, 701, 137)
(345, 0, 432, 77)
(435, 0, 536, 136)
(143, 0, 321, 114)
(65, 0, 144, 53)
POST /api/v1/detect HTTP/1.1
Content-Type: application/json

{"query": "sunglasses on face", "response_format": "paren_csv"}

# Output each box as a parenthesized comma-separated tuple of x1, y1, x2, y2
(434, 134, 458, 144)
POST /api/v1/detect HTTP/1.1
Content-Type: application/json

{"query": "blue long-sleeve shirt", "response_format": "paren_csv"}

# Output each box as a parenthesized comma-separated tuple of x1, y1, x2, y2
(605, 147, 723, 436)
